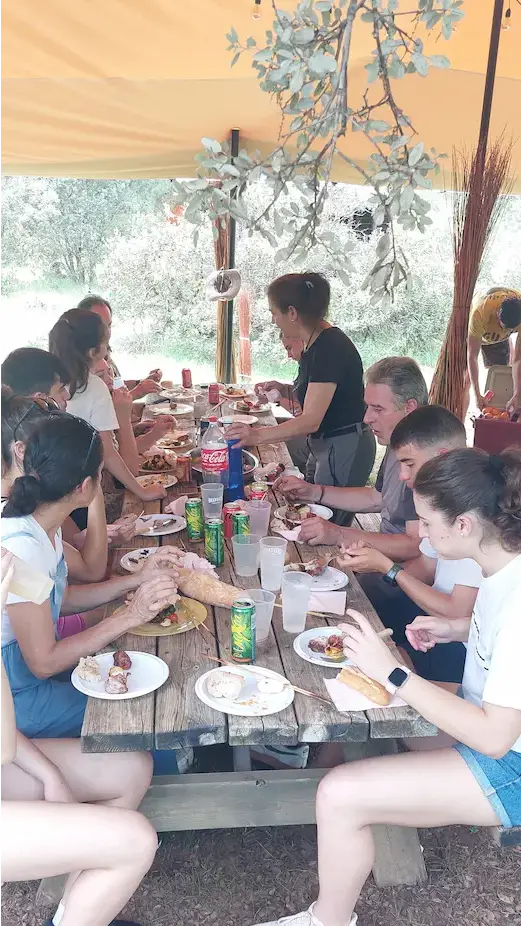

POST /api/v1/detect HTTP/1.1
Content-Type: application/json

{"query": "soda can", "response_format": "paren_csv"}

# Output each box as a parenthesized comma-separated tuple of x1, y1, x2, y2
(208, 383, 220, 405)
(181, 368, 192, 389)
(185, 498, 204, 542)
(231, 598, 256, 663)
(204, 518, 225, 567)
(199, 417, 210, 440)
(250, 481, 269, 503)
(232, 511, 250, 536)
(223, 501, 242, 539)
(176, 453, 192, 484)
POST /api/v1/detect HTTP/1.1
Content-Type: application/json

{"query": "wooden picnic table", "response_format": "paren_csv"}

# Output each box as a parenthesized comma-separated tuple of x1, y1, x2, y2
(81, 400, 435, 886)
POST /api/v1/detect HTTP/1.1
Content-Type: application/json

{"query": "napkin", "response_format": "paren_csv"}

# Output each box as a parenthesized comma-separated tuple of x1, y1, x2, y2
(165, 495, 189, 516)
(270, 518, 303, 543)
(324, 676, 406, 712)
(309, 591, 347, 616)
(264, 389, 281, 403)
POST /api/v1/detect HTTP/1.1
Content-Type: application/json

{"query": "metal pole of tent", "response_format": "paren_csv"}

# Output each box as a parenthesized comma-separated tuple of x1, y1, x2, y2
(224, 128, 240, 384)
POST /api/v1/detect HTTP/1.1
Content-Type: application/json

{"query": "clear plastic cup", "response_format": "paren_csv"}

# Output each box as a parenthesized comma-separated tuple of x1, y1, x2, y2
(200, 483, 224, 519)
(232, 534, 261, 577)
(244, 499, 272, 538)
(281, 572, 313, 633)
(260, 536, 287, 592)
(245, 588, 276, 643)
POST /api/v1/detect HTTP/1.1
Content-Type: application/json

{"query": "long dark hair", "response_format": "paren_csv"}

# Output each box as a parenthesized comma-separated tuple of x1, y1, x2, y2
(267, 272, 330, 323)
(49, 308, 107, 397)
(1, 386, 51, 477)
(414, 447, 521, 553)
(3, 414, 103, 518)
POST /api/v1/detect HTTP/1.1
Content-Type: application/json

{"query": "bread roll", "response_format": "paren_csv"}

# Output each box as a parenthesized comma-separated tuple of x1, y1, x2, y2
(338, 667, 390, 706)
(175, 567, 238, 608)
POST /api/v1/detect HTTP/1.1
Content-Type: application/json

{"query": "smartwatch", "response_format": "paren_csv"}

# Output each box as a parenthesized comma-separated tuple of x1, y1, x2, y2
(385, 666, 411, 696)
(382, 563, 403, 586)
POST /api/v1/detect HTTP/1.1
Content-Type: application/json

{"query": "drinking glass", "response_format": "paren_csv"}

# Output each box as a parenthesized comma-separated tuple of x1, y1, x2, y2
(232, 535, 261, 577)
(244, 500, 272, 538)
(245, 588, 276, 643)
(200, 483, 224, 519)
(281, 572, 313, 633)
(260, 537, 287, 592)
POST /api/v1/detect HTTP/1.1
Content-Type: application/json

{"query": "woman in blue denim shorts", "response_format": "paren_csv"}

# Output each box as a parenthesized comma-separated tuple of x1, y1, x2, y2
(253, 447, 521, 926)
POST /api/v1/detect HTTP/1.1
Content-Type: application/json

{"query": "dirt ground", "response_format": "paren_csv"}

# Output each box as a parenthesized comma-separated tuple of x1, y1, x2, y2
(2, 823, 520, 926)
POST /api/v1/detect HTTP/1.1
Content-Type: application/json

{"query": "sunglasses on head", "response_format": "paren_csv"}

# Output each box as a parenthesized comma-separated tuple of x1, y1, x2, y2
(12, 397, 61, 442)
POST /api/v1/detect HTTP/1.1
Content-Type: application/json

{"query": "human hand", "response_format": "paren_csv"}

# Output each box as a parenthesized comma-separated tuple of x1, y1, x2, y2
(133, 420, 156, 436)
(112, 386, 134, 417)
(506, 394, 520, 417)
(131, 379, 162, 400)
(274, 475, 317, 501)
(107, 514, 138, 545)
(137, 484, 167, 502)
(299, 517, 342, 547)
(405, 615, 455, 653)
(139, 547, 181, 583)
(224, 422, 254, 448)
(43, 772, 76, 803)
(125, 574, 179, 627)
(337, 542, 392, 575)
(149, 415, 178, 440)
(255, 380, 280, 397)
(1, 549, 14, 611)
(339, 610, 399, 686)
(148, 368, 163, 383)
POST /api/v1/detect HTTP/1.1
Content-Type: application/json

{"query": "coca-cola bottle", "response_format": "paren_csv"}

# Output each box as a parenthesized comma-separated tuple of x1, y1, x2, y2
(200, 417, 229, 486)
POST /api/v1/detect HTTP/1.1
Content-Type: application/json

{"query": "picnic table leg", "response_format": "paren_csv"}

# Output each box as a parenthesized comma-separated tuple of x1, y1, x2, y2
(342, 740, 427, 887)
(233, 746, 252, 772)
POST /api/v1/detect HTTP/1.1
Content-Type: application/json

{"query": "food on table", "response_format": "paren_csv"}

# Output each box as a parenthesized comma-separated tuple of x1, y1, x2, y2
(127, 549, 152, 567)
(206, 670, 244, 701)
(263, 462, 286, 481)
(105, 666, 130, 695)
(152, 598, 189, 628)
(308, 633, 346, 660)
(235, 398, 264, 413)
(77, 656, 101, 682)
(113, 650, 132, 670)
(143, 517, 176, 533)
(221, 385, 246, 396)
(137, 473, 176, 488)
(140, 453, 174, 473)
(481, 406, 510, 420)
(175, 567, 239, 609)
(278, 503, 313, 529)
(159, 433, 190, 449)
(256, 676, 286, 695)
(338, 666, 390, 706)
(287, 555, 330, 577)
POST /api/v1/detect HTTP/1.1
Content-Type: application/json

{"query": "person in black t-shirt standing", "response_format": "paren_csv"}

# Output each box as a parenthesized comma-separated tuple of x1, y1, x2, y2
(226, 272, 376, 524)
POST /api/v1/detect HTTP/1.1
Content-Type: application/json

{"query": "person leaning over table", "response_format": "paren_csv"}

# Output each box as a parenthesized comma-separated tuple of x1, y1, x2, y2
(226, 272, 376, 525)
(252, 447, 521, 926)
(77, 294, 163, 400)
(466, 286, 521, 415)
(1, 412, 180, 739)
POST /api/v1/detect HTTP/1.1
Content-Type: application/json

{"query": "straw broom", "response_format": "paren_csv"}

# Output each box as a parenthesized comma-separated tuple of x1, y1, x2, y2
(429, 137, 513, 419)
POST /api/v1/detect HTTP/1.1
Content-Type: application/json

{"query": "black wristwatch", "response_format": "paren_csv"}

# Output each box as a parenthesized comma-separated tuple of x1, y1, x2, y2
(385, 666, 411, 695)
(382, 563, 403, 586)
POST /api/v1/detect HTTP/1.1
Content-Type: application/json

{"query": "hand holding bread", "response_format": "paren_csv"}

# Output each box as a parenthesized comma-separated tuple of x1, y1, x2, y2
(338, 609, 402, 690)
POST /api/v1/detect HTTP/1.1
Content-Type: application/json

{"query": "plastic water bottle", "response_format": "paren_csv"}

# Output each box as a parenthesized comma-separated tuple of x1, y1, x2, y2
(201, 417, 229, 486)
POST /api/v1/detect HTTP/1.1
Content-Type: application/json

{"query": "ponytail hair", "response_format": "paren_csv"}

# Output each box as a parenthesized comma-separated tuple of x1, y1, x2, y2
(414, 447, 521, 553)
(267, 272, 330, 322)
(49, 308, 107, 398)
(3, 414, 103, 518)
(1, 386, 51, 476)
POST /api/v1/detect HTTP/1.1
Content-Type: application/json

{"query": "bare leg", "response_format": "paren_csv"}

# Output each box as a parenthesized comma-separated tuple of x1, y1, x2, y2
(312, 748, 499, 926)
(2, 800, 157, 926)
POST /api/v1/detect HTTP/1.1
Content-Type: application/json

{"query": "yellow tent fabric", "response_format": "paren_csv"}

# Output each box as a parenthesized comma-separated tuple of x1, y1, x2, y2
(2, 0, 520, 188)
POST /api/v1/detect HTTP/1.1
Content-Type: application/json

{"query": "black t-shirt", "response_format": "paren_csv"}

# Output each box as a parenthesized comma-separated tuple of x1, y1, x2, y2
(294, 326, 366, 437)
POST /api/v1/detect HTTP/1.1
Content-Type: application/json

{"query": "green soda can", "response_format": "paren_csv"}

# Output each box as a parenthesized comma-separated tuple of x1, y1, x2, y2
(231, 597, 257, 663)
(185, 498, 204, 542)
(232, 511, 250, 536)
(204, 518, 224, 567)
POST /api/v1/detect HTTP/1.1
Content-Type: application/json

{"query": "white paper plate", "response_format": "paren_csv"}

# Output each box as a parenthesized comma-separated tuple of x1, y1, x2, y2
(220, 387, 250, 399)
(120, 548, 155, 573)
(218, 414, 259, 426)
(274, 503, 334, 522)
(284, 565, 348, 592)
(230, 401, 270, 414)
(293, 628, 352, 669)
(71, 651, 169, 700)
(136, 473, 178, 489)
(135, 514, 187, 537)
(152, 402, 193, 417)
(195, 665, 294, 717)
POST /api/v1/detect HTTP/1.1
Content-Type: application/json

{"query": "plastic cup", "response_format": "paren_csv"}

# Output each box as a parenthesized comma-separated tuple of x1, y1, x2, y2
(244, 499, 272, 538)
(245, 588, 276, 643)
(200, 483, 224, 519)
(281, 572, 313, 633)
(260, 536, 287, 592)
(232, 534, 261, 577)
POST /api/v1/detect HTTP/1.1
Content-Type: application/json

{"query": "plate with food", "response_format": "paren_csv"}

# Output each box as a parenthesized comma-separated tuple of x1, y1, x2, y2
(293, 628, 351, 668)
(284, 558, 348, 591)
(254, 462, 304, 486)
(119, 547, 155, 572)
(195, 664, 294, 717)
(219, 385, 250, 399)
(231, 399, 270, 414)
(152, 402, 193, 417)
(135, 514, 186, 537)
(71, 650, 169, 700)
(218, 414, 259, 426)
(139, 452, 177, 474)
(132, 597, 208, 636)
(136, 473, 178, 489)
(274, 503, 334, 527)
(156, 432, 194, 452)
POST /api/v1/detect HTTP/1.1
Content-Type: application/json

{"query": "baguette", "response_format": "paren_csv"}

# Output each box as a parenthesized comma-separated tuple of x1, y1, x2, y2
(338, 667, 390, 706)
(175, 567, 239, 609)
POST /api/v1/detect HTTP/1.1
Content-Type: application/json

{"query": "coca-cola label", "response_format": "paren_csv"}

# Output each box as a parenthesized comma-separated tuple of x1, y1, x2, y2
(201, 447, 229, 473)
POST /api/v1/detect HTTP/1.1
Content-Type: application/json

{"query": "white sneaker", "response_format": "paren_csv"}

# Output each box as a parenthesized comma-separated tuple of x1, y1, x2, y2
(252, 903, 357, 926)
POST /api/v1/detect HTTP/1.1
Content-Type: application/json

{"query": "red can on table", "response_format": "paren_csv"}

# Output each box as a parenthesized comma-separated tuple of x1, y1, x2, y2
(250, 481, 269, 503)
(223, 501, 242, 539)
(208, 383, 220, 405)
(181, 368, 193, 389)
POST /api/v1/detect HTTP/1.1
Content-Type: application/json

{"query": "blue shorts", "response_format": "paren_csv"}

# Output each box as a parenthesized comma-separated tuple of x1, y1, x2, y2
(454, 743, 521, 828)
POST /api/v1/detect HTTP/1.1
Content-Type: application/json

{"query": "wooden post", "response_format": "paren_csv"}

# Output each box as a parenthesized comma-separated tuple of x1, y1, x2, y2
(224, 128, 240, 384)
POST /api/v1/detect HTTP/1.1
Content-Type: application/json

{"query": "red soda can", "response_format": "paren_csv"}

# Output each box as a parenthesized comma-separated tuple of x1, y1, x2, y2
(250, 481, 269, 503)
(181, 368, 192, 389)
(223, 501, 242, 539)
(208, 383, 220, 405)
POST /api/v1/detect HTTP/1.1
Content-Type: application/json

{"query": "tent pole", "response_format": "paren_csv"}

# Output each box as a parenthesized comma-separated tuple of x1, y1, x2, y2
(224, 128, 240, 384)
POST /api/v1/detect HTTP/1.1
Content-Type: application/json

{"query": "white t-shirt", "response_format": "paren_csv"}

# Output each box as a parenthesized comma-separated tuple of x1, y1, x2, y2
(67, 372, 118, 433)
(1, 511, 65, 646)
(462, 554, 521, 753)
(419, 538, 483, 594)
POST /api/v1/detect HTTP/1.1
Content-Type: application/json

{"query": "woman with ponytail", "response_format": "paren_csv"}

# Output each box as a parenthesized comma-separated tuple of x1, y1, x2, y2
(1, 414, 180, 738)
(253, 447, 521, 926)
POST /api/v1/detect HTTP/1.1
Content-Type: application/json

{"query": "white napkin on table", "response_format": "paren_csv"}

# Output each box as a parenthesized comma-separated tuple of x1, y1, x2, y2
(165, 495, 189, 516)
(324, 676, 406, 712)
(309, 591, 347, 616)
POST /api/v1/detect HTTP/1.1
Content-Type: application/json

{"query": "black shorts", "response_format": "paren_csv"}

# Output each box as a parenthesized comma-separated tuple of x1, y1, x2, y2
(481, 340, 510, 367)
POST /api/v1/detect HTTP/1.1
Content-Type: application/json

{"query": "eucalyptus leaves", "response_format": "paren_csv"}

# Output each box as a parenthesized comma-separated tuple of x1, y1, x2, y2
(170, 0, 464, 303)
